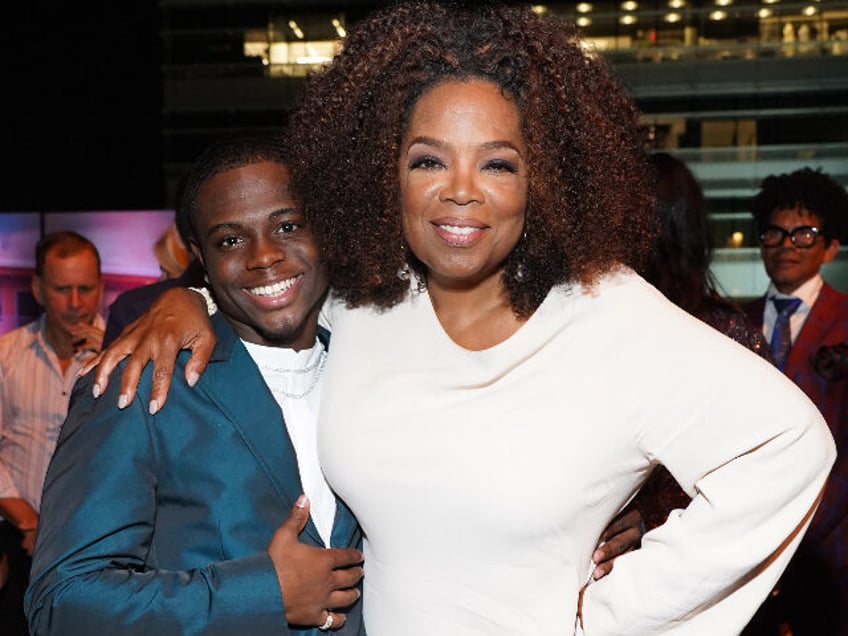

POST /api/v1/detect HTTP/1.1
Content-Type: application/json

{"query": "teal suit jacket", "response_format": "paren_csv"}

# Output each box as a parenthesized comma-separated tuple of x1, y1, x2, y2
(26, 312, 363, 635)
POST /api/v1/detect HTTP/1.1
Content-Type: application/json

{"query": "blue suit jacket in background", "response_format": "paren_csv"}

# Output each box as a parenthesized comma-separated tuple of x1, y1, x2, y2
(26, 311, 363, 635)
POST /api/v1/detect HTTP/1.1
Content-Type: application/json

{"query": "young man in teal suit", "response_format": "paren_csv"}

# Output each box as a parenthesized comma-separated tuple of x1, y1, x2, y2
(742, 168, 848, 636)
(25, 134, 364, 635)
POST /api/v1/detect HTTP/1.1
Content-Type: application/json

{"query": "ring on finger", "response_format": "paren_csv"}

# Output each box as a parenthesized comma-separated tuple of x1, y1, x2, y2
(319, 612, 334, 631)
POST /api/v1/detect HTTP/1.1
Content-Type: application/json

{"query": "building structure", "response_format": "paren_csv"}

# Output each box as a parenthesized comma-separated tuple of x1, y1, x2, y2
(3, 1, 845, 296)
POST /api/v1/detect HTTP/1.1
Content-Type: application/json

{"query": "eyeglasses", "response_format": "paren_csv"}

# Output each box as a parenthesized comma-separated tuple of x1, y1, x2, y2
(759, 225, 821, 248)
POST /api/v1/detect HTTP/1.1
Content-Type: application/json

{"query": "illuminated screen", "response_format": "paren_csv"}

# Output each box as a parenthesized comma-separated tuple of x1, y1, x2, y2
(0, 210, 176, 334)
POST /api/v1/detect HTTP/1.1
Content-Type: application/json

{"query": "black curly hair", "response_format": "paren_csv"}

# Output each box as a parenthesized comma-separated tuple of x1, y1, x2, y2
(175, 131, 290, 249)
(751, 167, 848, 245)
(288, 1, 654, 316)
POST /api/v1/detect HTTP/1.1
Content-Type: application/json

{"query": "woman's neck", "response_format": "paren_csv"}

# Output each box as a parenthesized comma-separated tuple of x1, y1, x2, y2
(427, 275, 528, 351)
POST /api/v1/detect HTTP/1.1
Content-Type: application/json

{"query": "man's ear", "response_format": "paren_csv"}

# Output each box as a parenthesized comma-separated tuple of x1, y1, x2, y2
(189, 240, 206, 269)
(31, 274, 45, 307)
(822, 238, 841, 264)
(95, 277, 105, 307)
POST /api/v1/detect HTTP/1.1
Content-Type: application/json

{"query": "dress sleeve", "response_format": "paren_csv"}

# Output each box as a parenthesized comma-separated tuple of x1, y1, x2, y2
(629, 299, 777, 534)
(580, 342, 835, 635)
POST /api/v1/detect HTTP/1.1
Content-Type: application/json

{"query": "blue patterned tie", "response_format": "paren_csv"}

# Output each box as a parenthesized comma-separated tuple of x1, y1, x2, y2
(770, 297, 802, 371)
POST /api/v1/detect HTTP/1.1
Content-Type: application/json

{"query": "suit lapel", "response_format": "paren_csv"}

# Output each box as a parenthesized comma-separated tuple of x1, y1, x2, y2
(331, 496, 360, 548)
(787, 284, 837, 369)
(197, 313, 325, 546)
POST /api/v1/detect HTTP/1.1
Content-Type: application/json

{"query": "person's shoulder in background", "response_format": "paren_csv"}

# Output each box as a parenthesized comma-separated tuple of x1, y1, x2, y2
(103, 260, 206, 348)
(697, 295, 773, 363)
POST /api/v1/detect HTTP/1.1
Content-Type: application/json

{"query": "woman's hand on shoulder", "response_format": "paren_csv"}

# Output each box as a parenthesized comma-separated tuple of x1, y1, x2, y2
(80, 287, 216, 414)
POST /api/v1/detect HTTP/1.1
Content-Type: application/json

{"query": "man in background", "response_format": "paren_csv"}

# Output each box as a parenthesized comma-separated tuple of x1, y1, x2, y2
(0, 231, 104, 635)
(743, 167, 848, 636)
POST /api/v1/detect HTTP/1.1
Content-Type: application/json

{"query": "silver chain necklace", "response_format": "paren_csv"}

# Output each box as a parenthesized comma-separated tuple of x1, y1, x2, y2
(261, 346, 328, 400)
(258, 354, 324, 375)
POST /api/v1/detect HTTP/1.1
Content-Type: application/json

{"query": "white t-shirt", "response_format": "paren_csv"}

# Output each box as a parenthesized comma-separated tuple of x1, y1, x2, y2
(763, 273, 824, 344)
(244, 338, 336, 546)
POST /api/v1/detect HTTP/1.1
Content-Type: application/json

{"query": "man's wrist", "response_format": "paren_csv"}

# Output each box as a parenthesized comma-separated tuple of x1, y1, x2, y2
(0, 500, 38, 533)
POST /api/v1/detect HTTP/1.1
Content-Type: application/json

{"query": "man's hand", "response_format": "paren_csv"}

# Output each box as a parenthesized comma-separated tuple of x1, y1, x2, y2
(21, 528, 37, 557)
(69, 322, 104, 355)
(270, 496, 364, 630)
(591, 508, 643, 580)
(81, 287, 215, 414)
(0, 498, 39, 557)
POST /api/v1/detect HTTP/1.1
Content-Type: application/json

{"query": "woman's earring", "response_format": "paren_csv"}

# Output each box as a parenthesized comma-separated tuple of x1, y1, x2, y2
(397, 243, 411, 281)
(513, 227, 528, 282)
(514, 262, 526, 282)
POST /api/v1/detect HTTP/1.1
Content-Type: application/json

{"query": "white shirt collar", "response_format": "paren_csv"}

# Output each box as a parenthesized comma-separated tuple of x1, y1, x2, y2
(766, 274, 823, 310)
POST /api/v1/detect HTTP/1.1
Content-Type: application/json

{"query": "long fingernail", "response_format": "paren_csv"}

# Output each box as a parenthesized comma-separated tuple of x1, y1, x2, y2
(296, 494, 308, 508)
(118, 393, 129, 409)
(92, 383, 101, 399)
(187, 371, 199, 387)
(149, 399, 160, 415)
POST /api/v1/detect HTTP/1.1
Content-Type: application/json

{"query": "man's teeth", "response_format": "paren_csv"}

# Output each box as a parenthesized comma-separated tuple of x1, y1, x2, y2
(249, 277, 298, 297)
(439, 224, 478, 235)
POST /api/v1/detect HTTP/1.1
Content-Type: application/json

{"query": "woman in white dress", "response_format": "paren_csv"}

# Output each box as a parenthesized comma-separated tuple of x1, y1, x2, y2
(89, 3, 835, 634)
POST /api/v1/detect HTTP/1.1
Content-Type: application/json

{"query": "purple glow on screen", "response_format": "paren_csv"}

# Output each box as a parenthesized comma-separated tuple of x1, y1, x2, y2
(0, 210, 178, 335)
(45, 210, 176, 277)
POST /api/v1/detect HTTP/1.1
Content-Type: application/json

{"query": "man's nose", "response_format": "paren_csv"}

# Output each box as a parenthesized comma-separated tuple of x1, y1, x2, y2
(249, 237, 286, 269)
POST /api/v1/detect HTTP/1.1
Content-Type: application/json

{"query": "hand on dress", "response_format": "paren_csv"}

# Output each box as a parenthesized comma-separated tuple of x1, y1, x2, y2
(82, 287, 215, 414)
(271, 496, 364, 630)
(591, 507, 643, 580)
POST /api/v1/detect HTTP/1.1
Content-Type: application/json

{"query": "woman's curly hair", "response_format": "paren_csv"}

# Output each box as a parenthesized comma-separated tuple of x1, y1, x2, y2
(288, 1, 655, 316)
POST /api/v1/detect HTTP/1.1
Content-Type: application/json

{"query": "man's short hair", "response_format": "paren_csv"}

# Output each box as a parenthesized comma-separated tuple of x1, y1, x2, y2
(35, 231, 101, 277)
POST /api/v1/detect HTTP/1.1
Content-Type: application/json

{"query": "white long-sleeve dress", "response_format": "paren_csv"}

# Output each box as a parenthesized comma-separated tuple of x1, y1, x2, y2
(318, 268, 835, 635)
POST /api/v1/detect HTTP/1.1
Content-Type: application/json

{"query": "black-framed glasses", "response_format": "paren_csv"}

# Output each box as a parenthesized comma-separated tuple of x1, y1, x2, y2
(759, 225, 821, 248)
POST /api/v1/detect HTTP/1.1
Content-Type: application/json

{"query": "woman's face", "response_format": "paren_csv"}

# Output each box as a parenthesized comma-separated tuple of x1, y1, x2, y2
(398, 79, 528, 292)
